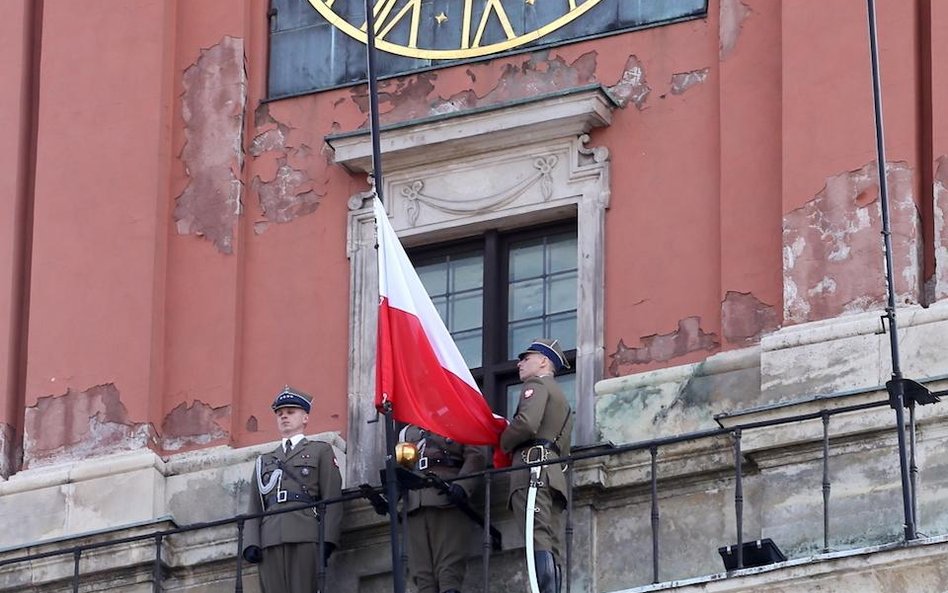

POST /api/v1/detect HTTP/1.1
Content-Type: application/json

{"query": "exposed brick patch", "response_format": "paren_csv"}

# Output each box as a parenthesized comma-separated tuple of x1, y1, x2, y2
(783, 161, 920, 324)
(934, 155, 948, 300)
(0, 422, 14, 479)
(720, 0, 751, 60)
(24, 384, 156, 469)
(606, 55, 650, 110)
(608, 317, 719, 377)
(670, 68, 710, 96)
(160, 401, 230, 451)
(722, 291, 779, 344)
(174, 36, 247, 254)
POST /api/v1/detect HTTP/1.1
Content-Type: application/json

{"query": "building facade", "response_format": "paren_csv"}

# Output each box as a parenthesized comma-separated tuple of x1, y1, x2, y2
(2, 0, 948, 592)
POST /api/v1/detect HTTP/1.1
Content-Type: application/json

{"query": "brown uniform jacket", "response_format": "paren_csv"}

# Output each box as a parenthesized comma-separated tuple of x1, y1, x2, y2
(244, 438, 343, 551)
(400, 425, 485, 512)
(500, 375, 573, 501)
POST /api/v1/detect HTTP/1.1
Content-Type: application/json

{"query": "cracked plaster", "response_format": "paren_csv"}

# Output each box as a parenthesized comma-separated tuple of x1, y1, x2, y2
(722, 290, 779, 344)
(670, 68, 710, 95)
(934, 155, 948, 300)
(160, 401, 230, 451)
(783, 161, 921, 324)
(608, 316, 719, 377)
(720, 0, 751, 60)
(174, 36, 247, 254)
(0, 422, 13, 479)
(24, 384, 156, 469)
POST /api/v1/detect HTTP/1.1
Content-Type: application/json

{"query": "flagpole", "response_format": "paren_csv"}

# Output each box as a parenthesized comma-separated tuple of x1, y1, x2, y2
(865, 0, 916, 541)
(362, 1, 407, 590)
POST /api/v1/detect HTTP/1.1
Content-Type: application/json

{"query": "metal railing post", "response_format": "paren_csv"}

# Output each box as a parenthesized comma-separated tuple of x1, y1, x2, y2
(235, 520, 245, 593)
(482, 472, 492, 593)
(153, 533, 163, 593)
(565, 463, 574, 593)
(72, 549, 81, 593)
(650, 446, 660, 584)
(733, 429, 744, 570)
(822, 412, 832, 552)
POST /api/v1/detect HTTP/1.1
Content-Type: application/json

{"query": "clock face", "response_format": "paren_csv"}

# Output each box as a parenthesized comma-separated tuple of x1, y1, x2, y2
(307, 0, 604, 60)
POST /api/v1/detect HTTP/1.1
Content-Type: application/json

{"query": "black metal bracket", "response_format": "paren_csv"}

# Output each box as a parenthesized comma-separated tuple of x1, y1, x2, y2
(886, 377, 942, 408)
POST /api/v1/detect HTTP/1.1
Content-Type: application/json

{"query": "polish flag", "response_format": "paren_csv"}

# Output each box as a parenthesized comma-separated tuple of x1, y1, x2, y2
(374, 199, 510, 464)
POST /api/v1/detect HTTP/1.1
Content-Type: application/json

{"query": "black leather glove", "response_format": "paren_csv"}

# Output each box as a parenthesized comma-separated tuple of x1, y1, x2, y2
(323, 542, 337, 563)
(242, 545, 263, 564)
(447, 483, 468, 505)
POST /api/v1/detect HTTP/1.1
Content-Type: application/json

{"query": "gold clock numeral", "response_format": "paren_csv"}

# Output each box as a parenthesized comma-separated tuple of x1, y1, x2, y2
(308, 0, 605, 60)
(361, 0, 423, 48)
(471, 0, 516, 48)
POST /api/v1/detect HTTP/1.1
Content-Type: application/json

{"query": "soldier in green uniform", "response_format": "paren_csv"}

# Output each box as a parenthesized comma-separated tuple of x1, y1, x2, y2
(500, 339, 573, 593)
(401, 424, 486, 593)
(242, 387, 343, 593)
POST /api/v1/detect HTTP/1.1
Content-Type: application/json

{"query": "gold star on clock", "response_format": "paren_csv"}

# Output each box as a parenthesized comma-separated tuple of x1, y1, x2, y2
(434, 12, 448, 25)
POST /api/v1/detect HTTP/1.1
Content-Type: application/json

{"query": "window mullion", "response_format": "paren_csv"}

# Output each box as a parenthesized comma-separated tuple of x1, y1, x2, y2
(482, 229, 503, 412)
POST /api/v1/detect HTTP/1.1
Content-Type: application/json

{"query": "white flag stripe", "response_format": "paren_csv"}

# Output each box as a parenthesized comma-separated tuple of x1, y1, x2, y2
(375, 199, 480, 392)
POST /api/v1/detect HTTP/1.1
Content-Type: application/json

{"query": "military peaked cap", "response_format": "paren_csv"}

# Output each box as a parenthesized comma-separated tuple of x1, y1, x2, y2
(519, 338, 570, 372)
(271, 386, 312, 413)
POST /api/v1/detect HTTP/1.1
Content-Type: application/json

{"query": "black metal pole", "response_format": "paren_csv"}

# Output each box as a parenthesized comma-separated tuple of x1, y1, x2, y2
(362, 0, 404, 588)
(865, 0, 917, 541)
(382, 404, 406, 593)
(364, 0, 385, 201)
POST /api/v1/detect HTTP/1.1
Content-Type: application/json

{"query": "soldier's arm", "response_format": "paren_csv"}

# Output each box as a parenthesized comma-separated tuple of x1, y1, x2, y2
(317, 443, 344, 546)
(242, 457, 264, 559)
(500, 381, 550, 453)
(456, 444, 486, 497)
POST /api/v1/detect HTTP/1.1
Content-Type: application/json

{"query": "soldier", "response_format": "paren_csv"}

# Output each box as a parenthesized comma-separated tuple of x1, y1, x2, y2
(500, 339, 573, 593)
(242, 387, 343, 593)
(401, 424, 486, 593)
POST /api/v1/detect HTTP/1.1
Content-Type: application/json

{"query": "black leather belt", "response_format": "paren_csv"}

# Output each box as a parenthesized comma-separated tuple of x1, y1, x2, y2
(418, 456, 463, 470)
(264, 491, 315, 508)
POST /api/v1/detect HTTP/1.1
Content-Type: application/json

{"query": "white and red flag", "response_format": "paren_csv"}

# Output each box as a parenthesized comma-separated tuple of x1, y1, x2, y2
(374, 199, 510, 465)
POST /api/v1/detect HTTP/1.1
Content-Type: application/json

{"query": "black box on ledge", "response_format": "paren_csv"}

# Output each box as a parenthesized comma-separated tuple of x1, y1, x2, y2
(717, 538, 786, 571)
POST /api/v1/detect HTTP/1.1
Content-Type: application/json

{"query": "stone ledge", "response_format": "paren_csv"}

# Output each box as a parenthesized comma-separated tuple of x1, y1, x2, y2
(613, 534, 948, 593)
(326, 85, 616, 173)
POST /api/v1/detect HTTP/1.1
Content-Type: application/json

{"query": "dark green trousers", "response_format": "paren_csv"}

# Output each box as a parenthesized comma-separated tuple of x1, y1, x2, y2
(511, 484, 565, 560)
(407, 506, 470, 593)
(259, 542, 320, 593)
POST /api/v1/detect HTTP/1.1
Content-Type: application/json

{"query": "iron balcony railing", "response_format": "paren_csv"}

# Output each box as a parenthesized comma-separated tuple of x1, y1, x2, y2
(0, 393, 928, 592)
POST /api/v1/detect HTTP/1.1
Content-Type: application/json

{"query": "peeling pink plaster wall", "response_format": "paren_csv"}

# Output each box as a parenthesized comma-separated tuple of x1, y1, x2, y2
(160, 400, 230, 451)
(24, 0, 175, 452)
(174, 36, 247, 254)
(24, 384, 155, 468)
(0, 422, 14, 478)
(722, 291, 779, 344)
(609, 317, 719, 377)
(783, 162, 921, 324)
(935, 156, 948, 299)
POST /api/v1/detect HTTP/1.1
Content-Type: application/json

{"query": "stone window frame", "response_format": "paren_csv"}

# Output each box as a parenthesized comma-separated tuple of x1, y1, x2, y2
(328, 86, 615, 484)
